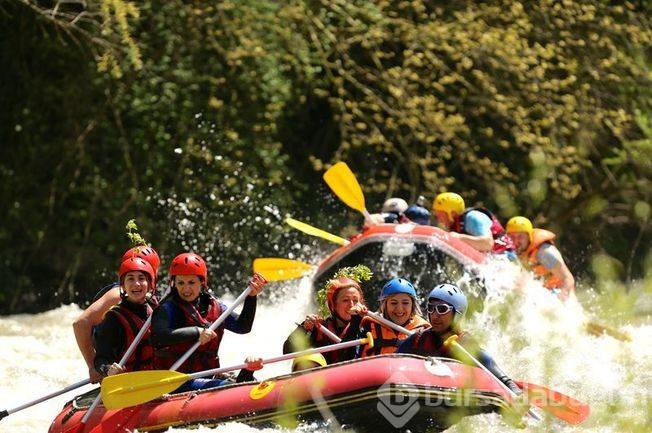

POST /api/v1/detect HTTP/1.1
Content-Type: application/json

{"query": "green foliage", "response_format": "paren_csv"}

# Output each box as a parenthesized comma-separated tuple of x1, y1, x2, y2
(125, 219, 147, 247)
(317, 264, 373, 317)
(276, 0, 652, 280)
(0, 0, 650, 314)
(97, 0, 143, 77)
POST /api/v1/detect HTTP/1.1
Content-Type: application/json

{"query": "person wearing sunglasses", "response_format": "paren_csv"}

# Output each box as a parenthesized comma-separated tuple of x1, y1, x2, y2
(397, 283, 521, 394)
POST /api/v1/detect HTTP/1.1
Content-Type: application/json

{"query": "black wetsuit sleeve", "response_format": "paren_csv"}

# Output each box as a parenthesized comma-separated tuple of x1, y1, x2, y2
(151, 303, 200, 348)
(283, 323, 313, 354)
(452, 334, 521, 395)
(236, 369, 256, 383)
(223, 296, 257, 334)
(338, 315, 364, 359)
(342, 314, 364, 341)
(396, 333, 417, 354)
(477, 350, 522, 395)
(93, 313, 125, 373)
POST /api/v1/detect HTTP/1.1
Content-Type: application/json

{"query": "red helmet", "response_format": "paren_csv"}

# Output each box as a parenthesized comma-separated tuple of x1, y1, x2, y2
(169, 253, 208, 287)
(121, 246, 161, 274)
(326, 277, 363, 312)
(119, 257, 156, 290)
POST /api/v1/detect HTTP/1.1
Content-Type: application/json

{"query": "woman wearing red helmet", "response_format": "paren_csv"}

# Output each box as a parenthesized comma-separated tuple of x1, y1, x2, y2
(151, 253, 267, 391)
(93, 257, 158, 378)
(73, 245, 161, 383)
(283, 275, 368, 365)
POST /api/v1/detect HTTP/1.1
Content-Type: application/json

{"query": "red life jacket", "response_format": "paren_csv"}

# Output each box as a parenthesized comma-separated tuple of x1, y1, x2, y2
(106, 302, 155, 372)
(311, 317, 356, 364)
(153, 296, 225, 373)
(404, 329, 471, 357)
(360, 315, 430, 357)
(522, 228, 562, 289)
(405, 328, 448, 357)
(456, 207, 515, 254)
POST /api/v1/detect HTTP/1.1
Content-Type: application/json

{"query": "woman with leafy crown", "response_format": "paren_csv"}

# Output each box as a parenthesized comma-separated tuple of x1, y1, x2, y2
(282, 265, 370, 364)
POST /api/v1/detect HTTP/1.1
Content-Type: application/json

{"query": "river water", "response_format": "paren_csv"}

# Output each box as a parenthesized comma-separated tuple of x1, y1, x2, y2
(1, 259, 650, 433)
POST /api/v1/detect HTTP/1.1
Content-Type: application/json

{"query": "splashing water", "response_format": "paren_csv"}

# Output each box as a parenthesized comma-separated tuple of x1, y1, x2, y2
(0, 257, 650, 433)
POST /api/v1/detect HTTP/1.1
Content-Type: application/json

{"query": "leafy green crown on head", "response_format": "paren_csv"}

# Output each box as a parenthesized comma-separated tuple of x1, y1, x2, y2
(317, 264, 372, 317)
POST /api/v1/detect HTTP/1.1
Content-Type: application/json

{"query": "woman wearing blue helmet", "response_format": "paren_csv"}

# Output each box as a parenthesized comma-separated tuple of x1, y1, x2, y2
(398, 283, 521, 394)
(359, 278, 430, 357)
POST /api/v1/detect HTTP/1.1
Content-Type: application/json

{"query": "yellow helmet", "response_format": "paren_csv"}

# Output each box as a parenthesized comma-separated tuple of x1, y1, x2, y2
(432, 192, 465, 222)
(291, 353, 327, 371)
(506, 216, 533, 241)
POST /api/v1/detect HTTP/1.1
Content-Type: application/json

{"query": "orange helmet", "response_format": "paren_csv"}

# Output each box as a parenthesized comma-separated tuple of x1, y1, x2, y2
(169, 253, 208, 287)
(326, 277, 363, 312)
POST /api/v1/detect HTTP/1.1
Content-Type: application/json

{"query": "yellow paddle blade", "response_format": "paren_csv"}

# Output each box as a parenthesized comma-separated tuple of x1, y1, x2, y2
(101, 370, 190, 410)
(253, 258, 315, 281)
(584, 321, 631, 342)
(323, 162, 367, 213)
(286, 218, 349, 246)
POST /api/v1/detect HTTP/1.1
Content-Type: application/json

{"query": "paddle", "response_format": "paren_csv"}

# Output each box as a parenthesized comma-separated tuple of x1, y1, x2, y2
(101, 332, 374, 410)
(251, 258, 417, 340)
(323, 162, 374, 225)
(264, 254, 631, 345)
(286, 217, 349, 246)
(317, 324, 342, 343)
(253, 258, 315, 281)
(170, 284, 257, 370)
(366, 311, 415, 337)
(444, 335, 592, 425)
(0, 378, 90, 421)
(66, 309, 157, 433)
(515, 381, 590, 425)
(443, 335, 542, 422)
(79, 281, 262, 433)
(583, 320, 631, 342)
(251, 258, 415, 337)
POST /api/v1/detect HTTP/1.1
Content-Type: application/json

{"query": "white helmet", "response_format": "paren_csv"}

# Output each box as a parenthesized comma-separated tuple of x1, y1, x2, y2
(382, 198, 408, 214)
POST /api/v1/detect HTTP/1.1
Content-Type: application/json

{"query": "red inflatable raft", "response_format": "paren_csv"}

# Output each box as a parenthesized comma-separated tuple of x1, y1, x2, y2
(49, 355, 517, 432)
(311, 223, 487, 310)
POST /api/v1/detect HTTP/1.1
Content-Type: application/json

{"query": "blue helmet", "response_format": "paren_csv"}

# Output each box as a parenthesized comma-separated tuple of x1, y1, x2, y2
(404, 205, 431, 225)
(381, 278, 417, 299)
(428, 283, 467, 316)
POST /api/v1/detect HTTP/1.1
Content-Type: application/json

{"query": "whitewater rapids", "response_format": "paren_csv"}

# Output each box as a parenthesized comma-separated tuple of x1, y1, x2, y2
(1, 260, 650, 433)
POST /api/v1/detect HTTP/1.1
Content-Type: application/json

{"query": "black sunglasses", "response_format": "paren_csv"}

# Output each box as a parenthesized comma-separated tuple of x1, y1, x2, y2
(426, 303, 453, 315)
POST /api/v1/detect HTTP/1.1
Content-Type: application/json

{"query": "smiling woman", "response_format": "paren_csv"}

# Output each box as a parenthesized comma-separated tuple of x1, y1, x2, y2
(150, 252, 267, 392)
(93, 257, 157, 378)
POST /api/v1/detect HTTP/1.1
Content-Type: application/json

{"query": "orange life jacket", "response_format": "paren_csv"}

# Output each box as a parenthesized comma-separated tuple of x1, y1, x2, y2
(360, 315, 431, 357)
(522, 228, 562, 289)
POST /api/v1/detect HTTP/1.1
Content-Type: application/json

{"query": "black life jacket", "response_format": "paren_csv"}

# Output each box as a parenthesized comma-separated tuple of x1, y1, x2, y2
(104, 300, 155, 372)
